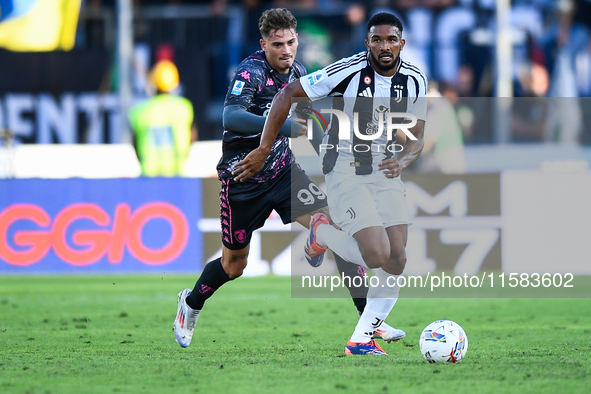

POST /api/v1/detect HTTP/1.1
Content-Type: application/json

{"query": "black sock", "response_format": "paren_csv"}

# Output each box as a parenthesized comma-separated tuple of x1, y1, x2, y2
(334, 253, 368, 315)
(185, 258, 231, 310)
(352, 297, 367, 316)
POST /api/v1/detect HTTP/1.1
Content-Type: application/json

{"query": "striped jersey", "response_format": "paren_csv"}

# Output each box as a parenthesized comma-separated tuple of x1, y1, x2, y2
(300, 51, 428, 176)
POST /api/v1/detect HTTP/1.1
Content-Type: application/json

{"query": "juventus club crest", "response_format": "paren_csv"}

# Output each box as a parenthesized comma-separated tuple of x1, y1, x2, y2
(392, 84, 404, 103)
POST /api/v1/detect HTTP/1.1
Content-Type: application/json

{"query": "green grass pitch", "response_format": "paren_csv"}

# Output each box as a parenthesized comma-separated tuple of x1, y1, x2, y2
(1, 275, 589, 394)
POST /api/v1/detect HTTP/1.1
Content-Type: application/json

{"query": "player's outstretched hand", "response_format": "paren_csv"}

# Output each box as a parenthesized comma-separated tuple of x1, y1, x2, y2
(233, 148, 267, 182)
(291, 117, 308, 137)
(378, 157, 402, 178)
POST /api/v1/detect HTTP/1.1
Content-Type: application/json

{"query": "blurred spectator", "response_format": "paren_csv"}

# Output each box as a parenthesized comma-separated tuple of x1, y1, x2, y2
(295, 18, 334, 72)
(457, 64, 477, 97)
(160, 0, 229, 14)
(155, 43, 175, 62)
(128, 60, 198, 176)
(415, 81, 466, 173)
(66, 0, 591, 143)
(540, 0, 589, 143)
(433, 5, 476, 83)
(391, 0, 457, 9)
(517, 61, 550, 97)
(133, 43, 152, 98)
(272, 0, 317, 9)
(512, 62, 549, 142)
(210, 0, 230, 16)
(452, 64, 493, 143)
(345, 3, 367, 53)
(346, 3, 366, 25)
(544, 0, 591, 97)
(242, 0, 274, 52)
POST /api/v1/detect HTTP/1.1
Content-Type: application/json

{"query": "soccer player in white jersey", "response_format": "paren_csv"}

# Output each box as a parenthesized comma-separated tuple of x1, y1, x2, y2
(234, 12, 427, 355)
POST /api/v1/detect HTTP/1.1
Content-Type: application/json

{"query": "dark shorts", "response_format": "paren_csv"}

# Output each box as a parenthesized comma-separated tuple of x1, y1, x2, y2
(219, 164, 327, 250)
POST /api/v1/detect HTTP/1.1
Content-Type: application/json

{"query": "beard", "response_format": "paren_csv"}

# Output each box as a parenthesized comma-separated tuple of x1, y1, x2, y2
(369, 50, 399, 73)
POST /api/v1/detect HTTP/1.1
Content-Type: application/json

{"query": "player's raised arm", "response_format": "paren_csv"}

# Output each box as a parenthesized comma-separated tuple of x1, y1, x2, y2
(261, 81, 309, 150)
(232, 80, 309, 182)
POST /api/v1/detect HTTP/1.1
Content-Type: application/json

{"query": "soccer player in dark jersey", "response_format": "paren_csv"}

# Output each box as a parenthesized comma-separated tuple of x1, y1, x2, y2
(234, 12, 427, 355)
(173, 8, 401, 348)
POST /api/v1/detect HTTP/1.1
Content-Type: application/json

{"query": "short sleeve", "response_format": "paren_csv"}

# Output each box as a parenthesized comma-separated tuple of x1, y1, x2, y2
(300, 52, 367, 100)
(407, 72, 428, 121)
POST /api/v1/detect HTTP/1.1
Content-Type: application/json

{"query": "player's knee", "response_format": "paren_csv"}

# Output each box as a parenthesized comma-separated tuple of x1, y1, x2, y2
(385, 254, 406, 275)
(360, 246, 390, 269)
(221, 257, 248, 279)
(228, 261, 247, 279)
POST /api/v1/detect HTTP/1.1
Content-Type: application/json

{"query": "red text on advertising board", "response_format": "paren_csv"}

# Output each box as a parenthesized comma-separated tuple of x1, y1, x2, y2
(0, 203, 189, 266)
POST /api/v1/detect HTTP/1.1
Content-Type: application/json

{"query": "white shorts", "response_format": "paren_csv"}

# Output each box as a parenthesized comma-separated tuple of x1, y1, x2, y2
(326, 171, 411, 236)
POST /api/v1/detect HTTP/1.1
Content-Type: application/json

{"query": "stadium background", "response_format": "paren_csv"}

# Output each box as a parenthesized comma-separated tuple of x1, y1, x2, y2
(0, 0, 590, 279)
(1, 3, 590, 393)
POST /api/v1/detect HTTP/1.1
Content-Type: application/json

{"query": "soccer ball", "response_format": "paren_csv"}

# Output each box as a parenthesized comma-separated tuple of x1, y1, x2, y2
(419, 320, 468, 363)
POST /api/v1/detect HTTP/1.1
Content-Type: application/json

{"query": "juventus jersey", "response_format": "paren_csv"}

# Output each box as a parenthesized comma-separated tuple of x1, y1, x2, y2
(300, 51, 428, 176)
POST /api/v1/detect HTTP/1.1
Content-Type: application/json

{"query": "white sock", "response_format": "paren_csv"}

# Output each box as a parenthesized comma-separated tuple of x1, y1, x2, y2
(316, 224, 367, 267)
(350, 268, 400, 343)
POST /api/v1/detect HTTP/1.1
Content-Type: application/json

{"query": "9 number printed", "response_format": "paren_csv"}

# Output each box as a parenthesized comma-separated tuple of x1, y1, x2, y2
(297, 183, 326, 205)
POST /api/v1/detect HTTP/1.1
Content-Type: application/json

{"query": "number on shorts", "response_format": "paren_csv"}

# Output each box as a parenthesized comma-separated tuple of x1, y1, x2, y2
(297, 183, 326, 205)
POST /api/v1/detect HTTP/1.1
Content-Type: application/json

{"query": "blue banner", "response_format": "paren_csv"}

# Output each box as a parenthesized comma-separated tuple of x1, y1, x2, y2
(0, 178, 202, 273)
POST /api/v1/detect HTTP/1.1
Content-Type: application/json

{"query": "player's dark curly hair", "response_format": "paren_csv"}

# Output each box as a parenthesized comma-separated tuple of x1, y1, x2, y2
(259, 8, 298, 40)
(367, 12, 403, 33)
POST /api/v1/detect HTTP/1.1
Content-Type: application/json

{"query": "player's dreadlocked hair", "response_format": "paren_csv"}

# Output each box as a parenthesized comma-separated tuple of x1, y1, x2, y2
(367, 12, 403, 33)
(259, 8, 298, 40)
